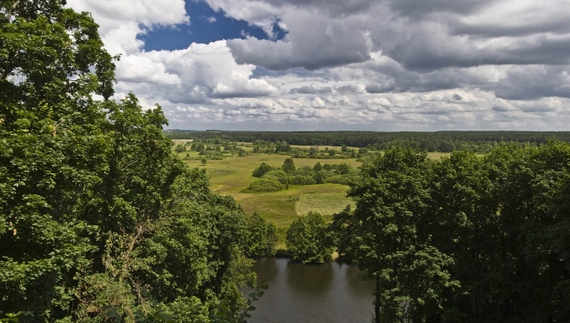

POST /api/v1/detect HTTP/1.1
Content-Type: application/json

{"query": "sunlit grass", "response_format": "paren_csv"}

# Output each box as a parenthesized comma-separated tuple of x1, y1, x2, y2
(295, 192, 355, 216)
(181, 152, 359, 248)
(177, 146, 451, 248)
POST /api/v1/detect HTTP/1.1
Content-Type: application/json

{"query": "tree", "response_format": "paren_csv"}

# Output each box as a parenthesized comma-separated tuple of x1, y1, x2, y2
(333, 146, 457, 322)
(282, 158, 296, 173)
(337, 163, 350, 175)
(0, 1, 115, 318)
(309, 147, 318, 157)
(0, 2, 255, 321)
(252, 162, 272, 177)
(244, 212, 278, 258)
(175, 144, 186, 153)
(313, 162, 323, 172)
(286, 212, 332, 264)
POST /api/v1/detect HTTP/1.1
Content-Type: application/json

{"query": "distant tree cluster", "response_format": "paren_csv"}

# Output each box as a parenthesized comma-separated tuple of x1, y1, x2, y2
(247, 159, 358, 192)
(332, 142, 570, 322)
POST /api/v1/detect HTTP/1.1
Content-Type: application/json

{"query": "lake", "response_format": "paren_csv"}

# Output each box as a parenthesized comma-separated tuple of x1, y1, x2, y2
(245, 258, 375, 323)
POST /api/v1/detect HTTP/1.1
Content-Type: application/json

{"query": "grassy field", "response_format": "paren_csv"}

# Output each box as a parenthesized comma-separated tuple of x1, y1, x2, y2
(174, 149, 358, 247)
(172, 142, 450, 248)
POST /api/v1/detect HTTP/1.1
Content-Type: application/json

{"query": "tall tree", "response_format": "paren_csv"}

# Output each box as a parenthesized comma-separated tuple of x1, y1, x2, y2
(333, 146, 458, 322)
(0, 1, 255, 321)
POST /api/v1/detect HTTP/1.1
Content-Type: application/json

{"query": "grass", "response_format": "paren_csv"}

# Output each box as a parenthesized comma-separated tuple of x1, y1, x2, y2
(175, 146, 450, 248)
(295, 192, 355, 216)
(181, 153, 359, 248)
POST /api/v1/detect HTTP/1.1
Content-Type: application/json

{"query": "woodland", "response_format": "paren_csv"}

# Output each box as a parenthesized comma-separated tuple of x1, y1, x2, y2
(0, 1, 272, 322)
(2, 1, 570, 323)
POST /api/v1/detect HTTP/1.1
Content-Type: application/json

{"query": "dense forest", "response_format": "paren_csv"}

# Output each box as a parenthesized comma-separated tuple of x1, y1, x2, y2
(0, 2, 274, 322)
(165, 130, 570, 152)
(330, 143, 570, 323)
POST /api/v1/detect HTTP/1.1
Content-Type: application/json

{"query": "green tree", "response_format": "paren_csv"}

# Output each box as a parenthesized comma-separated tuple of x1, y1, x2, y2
(313, 162, 323, 172)
(281, 158, 296, 173)
(252, 162, 272, 177)
(0, 1, 255, 321)
(333, 146, 457, 322)
(244, 212, 278, 258)
(175, 144, 186, 153)
(286, 212, 332, 264)
(337, 163, 350, 175)
(0, 0, 115, 318)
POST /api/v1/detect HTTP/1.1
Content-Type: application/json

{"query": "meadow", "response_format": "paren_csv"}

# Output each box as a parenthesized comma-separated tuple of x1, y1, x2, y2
(173, 141, 448, 247)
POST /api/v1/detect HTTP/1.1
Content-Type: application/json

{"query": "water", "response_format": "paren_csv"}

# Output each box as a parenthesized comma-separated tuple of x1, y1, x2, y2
(245, 258, 375, 323)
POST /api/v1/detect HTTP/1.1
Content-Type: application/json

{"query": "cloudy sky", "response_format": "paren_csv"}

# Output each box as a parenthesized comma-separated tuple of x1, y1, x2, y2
(67, 0, 570, 131)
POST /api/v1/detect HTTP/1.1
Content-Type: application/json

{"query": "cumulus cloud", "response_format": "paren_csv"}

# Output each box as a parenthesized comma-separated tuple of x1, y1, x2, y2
(67, 0, 189, 54)
(290, 85, 333, 94)
(67, 0, 570, 130)
(122, 41, 279, 103)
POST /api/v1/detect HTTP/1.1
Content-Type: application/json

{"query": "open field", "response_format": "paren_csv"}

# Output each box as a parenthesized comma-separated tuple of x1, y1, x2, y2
(179, 153, 359, 247)
(174, 145, 450, 248)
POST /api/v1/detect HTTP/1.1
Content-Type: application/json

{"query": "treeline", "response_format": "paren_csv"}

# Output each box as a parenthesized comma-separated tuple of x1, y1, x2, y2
(165, 130, 570, 152)
(328, 142, 570, 322)
(0, 2, 275, 322)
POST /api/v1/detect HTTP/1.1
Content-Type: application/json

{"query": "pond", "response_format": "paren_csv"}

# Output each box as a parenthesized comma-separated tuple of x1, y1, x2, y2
(245, 258, 375, 323)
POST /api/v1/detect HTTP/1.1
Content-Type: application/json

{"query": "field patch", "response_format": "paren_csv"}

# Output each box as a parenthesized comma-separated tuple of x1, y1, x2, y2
(295, 192, 355, 216)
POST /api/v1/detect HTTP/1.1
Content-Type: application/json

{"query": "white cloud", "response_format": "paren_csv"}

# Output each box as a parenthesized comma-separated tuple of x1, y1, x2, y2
(66, 0, 570, 130)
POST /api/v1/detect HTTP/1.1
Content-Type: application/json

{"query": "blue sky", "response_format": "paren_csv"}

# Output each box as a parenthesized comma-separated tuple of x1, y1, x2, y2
(138, 1, 286, 51)
(69, 0, 570, 131)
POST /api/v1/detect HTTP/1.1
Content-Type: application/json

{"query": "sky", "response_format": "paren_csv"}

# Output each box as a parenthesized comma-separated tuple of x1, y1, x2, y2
(67, 0, 570, 131)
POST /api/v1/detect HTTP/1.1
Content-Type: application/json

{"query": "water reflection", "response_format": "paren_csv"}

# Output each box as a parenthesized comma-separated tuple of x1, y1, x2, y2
(286, 262, 333, 296)
(251, 257, 279, 282)
(246, 258, 374, 323)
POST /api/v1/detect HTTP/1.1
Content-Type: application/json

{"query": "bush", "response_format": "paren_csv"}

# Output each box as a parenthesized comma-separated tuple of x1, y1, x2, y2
(291, 175, 316, 185)
(325, 175, 355, 185)
(252, 162, 273, 177)
(244, 212, 278, 258)
(246, 179, 283, 192)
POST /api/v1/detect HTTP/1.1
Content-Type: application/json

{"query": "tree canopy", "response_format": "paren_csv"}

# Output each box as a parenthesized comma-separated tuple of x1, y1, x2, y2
(0, 1, 257, 322)
(332, 142, 570, 323)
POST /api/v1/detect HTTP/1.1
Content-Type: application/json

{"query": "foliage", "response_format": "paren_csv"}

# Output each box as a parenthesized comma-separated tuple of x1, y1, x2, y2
(175, 144, 186, 153)
(165, 130, 570, 153)
(332, 142, 570, 322)
(252, 162, 273, 177)
(244, 212, 278, 258)
(245, 179, 284, 192)
(0, 2, 255, 322)
(286, 212, 333, 264)
(281, 158, 296, 173)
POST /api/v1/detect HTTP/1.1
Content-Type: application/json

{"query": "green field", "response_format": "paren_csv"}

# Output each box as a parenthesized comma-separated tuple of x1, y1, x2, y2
(172, 142, 449, 248)
(172, 149, 357, 247)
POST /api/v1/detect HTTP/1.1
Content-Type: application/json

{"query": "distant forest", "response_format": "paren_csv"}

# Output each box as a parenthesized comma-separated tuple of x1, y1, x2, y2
(165, 130, 570, 152)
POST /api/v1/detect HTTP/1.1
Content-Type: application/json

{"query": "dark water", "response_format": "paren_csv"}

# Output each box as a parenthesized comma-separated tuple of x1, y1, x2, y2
(245, 258, 375, 323)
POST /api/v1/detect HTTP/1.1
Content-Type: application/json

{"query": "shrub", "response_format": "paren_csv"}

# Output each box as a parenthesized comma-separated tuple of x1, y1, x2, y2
(325, 175, 355, 185)
(252, 162, 273, 177)
(291, 175, 316, 185)
(246, 179, 283, 192)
